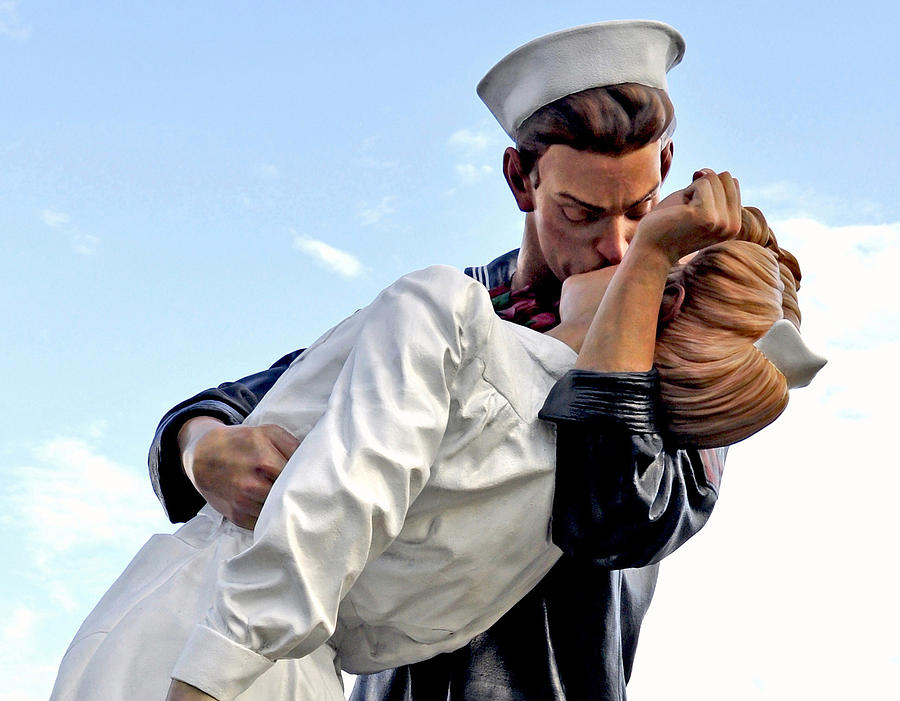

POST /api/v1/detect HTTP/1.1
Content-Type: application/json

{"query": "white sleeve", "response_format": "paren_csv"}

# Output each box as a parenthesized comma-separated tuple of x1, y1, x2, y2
(171, 266, 492, 701)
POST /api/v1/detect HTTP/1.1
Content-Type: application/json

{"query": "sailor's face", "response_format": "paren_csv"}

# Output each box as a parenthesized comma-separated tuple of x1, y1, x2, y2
(530, 142, 662, 280)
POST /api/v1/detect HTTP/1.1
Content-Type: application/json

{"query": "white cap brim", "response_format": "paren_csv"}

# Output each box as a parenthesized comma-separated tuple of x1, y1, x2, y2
(478, 20, 685, 141)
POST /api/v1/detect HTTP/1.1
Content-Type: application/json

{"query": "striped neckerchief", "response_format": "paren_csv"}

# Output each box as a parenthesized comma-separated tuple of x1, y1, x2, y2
(489, 282, 560, 332)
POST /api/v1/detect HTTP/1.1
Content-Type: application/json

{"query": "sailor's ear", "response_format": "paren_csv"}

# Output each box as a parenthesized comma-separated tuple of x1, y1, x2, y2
(503, 147, 535, 212)
(659, 282, 685, 324)
(660, 140, 674, 183)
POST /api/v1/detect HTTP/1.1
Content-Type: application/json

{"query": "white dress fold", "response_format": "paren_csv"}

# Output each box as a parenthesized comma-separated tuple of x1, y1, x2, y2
(51, 266, 577, 701)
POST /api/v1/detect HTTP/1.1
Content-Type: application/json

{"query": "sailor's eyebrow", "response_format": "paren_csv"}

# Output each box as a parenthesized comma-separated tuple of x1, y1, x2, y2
(557, 183, 660, 214)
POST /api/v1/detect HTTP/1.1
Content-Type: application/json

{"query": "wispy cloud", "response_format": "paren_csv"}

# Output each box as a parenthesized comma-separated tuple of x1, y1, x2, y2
(252, 162, 280, 179)
(47, 581, 79, 614)
(358, 196, 396, 226)
(72, 233, 100, 256)
(448, 128, 493, 152)
(40, 209, 101, 255)
(292, 231, 365, 278)
(770, 216, 900, 349)
(40, 209, 70, 228)
(1, 606, 36, 644)
(4, 437, 167, 556)
(448, 126, 501, 187)
(0, 433, 172, 701)
(355, 133, 400, 171)
(0, 1, 31, 40)
(0, 605, 48, 701)
(84, 419, 109, 439)
(454, 163, 493, 184)
(743, 180, 885, 224)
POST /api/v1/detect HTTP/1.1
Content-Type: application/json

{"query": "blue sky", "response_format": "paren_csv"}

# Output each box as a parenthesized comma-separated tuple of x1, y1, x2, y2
(1, 2, 898, 699)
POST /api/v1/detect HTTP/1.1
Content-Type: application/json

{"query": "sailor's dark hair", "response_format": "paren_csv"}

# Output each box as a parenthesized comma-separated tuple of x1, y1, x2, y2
(515, 83, 674, 176)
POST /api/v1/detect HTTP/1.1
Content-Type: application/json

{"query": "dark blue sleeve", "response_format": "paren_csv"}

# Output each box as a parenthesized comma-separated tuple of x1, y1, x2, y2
(148, 349, 305, 523)
(539, 369, 725, 568)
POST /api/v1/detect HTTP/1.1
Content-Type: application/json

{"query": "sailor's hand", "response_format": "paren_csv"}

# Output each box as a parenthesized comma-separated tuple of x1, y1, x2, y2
(179, 418, 299, 529)
(633, 169, 742, 264)
(165, 680, 218, 701)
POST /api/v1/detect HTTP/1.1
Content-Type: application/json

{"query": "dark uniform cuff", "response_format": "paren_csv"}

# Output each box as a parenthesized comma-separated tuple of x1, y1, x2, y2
(538, 369, 660, 434)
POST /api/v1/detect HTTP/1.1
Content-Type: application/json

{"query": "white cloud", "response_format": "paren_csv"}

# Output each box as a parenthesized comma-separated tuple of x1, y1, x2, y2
(0, 1, 31, 40)
(448, 128, 493, 152)
(629, 378, 900, 700)
(0, 434, 173, 701)
(47, 582, 79, 613)
(83, 419, 109, 439)
(743, 180, 885, 223)
(454, 163, 493, 184)
(1, 606, 36, 644)
(0, 666, 64, 701)
(449, 128, 499, 187)
(4, 436, 168, 557)
(40, 209, 101, 255)
(72, 233, 100, 256)
(292, 231, 365, 278)
(355, 134, 400, 171)
(769, 217, 900, 349)
(252, 162, 280, 179)
(743, 179, 813, 203)
(40, 209, 70, 228)
(358, 196, 396, 226)
(627, 214, 900, 700)
(0, 656, 67, 701)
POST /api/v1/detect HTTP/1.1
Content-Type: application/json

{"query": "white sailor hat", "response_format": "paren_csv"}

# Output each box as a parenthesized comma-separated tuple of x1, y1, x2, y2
(753, 319, 828, 389)
(477, 20, 685, 141)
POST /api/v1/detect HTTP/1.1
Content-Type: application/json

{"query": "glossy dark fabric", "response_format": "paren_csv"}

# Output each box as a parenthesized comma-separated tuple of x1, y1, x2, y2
(350, 577, 567, 701)
(541, 370, 720, 569)
(348, 559, 657, 701)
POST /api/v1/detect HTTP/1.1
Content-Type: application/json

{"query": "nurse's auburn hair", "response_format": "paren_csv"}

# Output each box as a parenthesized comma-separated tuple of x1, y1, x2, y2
(514, 83, 674, 176)
(655, 207, 802, 448)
